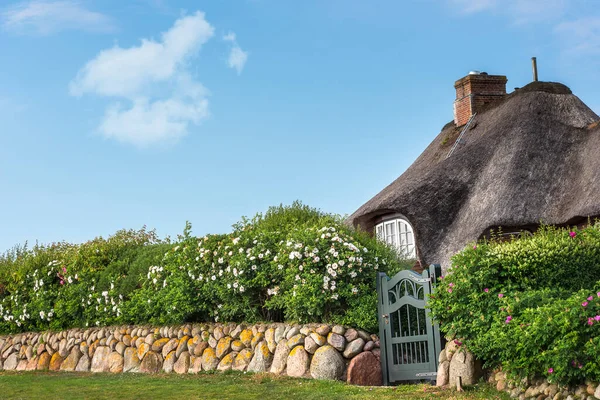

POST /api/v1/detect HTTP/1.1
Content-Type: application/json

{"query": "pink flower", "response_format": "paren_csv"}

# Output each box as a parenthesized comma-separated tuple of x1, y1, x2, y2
(60, 280, 64, 285)
(594, 315, 600, 321)
(449, 283, 454, 287)
(548, 368, 554, 374)
(447, 288, 453, 293)
(597, 292, 600, 298)
(588, 296, 594, 301)
(505, 316, 512, 323)
(473, 245, 477, 250)
(569, 231, 576, 238)
(484, 288, 489, 293)
(582, 301, 589, 307)
(498, 293, 504, 298)
(588, 318, 594, 326)
(454, 340, 462, 346)
(62, 266, 67, 273)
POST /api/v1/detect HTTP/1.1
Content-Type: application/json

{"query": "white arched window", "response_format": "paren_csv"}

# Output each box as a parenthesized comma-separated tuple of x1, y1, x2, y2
(375, 218, 416, 258)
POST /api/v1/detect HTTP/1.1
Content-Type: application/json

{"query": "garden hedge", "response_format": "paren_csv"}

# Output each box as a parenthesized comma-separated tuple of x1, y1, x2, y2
(0, 202, 408, 335)
(429, 223, 600, 385)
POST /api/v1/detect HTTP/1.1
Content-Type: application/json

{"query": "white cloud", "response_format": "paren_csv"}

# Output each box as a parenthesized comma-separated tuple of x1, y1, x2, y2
(223, 31, 248, 75)
(1, 1, 115, 35)
(228, 46, 249, 75)
(69, 11, 214, 147)
(223, 31, 236, 42)
(555, 17, 600, 56)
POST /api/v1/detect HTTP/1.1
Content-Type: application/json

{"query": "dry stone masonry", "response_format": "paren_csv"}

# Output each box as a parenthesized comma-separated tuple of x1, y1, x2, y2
(0, 323, 382, 386)
(436, 339, 600, 400)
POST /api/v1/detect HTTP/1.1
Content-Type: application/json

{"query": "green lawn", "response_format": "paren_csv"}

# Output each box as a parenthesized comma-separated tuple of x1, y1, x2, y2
(0, 371, 511, 400)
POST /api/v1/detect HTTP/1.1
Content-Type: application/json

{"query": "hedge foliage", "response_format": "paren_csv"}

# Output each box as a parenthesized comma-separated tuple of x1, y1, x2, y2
(429, 224, 600, 385)
(0, 202, 409, 334)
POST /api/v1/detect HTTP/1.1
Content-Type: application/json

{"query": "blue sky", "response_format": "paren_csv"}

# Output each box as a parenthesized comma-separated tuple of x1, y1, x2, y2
(1, 0, 599, 251)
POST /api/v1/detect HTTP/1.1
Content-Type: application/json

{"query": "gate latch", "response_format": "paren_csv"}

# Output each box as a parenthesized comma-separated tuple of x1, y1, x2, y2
(382, 314, 389, 324)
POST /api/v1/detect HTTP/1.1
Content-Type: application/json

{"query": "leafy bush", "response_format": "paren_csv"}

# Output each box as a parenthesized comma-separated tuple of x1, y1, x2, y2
(429, 224, 600, 385)
(0, 202, 409, 334)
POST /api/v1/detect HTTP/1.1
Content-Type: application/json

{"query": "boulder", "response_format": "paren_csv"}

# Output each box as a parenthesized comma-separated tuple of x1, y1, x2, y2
(346, 351, 382, 386)
(343, 338, 365, 359)
(448, 349, 482, 386)
(287, 345, 310, 378)
(344, 329, 359, 342)
(176, 337, 189, 358)
(327, 333, 346, 352)
(233, 349, 253, 371)
(216, 337, 232, 359)
(194, 341, 208, 357)
(217, 352, 236, 372)
(310, 345, 344, 380)
(91, 346, 111, 373)
(137, 343, 150, 361)
(436, 360, 450, 386)
(3, 353, 18, 370)
(201, 347, 219, 371)
(108, 352, 124, 373)
(37, 351, 51, 370)
(123, 347, 140, 372)
(270, 340, 291, 374)
(140, 351, 162, 374)
(247, 341, 273, 373)
(174, 351, 190, 374)
(189, 355, 203, 374)
(60, 347, 82, 372)
(287, 334, 305, 349)
(304, 336, 319, 354)
(315, 325, 331, 336)
(239, 329, 253, 347)
(151, 338, 170, 353)
(265, 328, 277, 353)
(49, 353, 64, 371)
(162, 351, 176, 373)
(75, 354, 90, 372)
(274, 326, 286, 344)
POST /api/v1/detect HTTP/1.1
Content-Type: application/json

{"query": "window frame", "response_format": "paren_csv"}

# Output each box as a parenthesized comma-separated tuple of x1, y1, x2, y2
(375, 216, 417, 259)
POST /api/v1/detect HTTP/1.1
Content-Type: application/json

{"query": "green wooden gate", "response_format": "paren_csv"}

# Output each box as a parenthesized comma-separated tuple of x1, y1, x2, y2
(377, 264, 442, 385)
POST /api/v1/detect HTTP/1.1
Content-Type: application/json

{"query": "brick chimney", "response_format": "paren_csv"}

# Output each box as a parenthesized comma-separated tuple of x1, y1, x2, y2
(453, 72, 507, 126)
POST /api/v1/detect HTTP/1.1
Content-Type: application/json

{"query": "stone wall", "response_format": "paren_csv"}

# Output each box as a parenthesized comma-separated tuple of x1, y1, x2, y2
(0, 323, 382, 386)
(436, 339, 600, 399)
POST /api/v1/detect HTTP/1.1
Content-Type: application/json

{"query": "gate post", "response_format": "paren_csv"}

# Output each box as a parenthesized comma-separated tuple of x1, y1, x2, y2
(376, 271, 389, 386)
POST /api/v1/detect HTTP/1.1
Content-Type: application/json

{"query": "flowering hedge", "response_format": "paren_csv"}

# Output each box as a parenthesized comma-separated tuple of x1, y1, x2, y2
(0, 203, 407, 334)
(429, 223, 600, 385)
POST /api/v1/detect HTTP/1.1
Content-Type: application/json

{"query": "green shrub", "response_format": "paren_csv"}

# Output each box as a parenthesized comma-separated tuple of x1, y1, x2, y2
(0, 202, 409, 334)
(428, 223, 600, 385)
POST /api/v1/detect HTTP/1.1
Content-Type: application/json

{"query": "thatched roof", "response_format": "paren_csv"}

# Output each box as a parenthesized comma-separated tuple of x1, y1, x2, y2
(348, 81, 600, 269)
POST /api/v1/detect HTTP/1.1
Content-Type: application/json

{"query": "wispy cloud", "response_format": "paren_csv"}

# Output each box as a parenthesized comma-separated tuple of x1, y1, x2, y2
(223, 31, 249, 75)
(1, 1, 115, 35)
(449, 0, 566, 24)
(70, 11, 214, 147)
(555, 17, 600, 57)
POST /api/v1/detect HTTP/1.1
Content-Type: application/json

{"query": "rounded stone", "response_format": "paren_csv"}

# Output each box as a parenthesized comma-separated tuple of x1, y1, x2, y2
(174, 351, 190, 374)
(343, 338, 365, 359)
(346, 351, 382, 386)
(108, 352, 124, 373)
(287, 345, 310, 378)
(270, 340, 291, 374)
(310, 345, 344, 380)
(49, 353, 64, 371)
(201, 347, 219, 371)
(123, 347, 140, 373)
(233, 349, 253, 371)
(140, 351, 162, 374)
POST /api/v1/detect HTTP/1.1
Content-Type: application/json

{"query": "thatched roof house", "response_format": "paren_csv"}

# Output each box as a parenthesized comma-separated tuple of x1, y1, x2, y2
(348, 72, 600, 270)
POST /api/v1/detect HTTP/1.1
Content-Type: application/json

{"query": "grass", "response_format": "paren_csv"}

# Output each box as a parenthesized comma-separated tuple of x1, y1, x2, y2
(0, 371, 511, 400)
